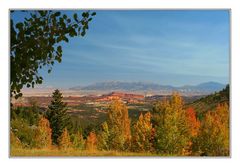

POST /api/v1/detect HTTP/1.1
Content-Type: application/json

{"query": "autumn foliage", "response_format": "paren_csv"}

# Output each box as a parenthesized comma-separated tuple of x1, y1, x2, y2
(184, 107, 200, 155)
(186, 107, 200, 137)
(10, 89, 229, 156)
(35, 116, 52, 149)
(153, 93, 192, 155)
(58, 128, 72, 150)
(86, 131, 97, 152)
(131, 112, 154, 152)
(106, 100, 131, 151)
(10, 130, 22, 149)
(196, 103, 229, 156)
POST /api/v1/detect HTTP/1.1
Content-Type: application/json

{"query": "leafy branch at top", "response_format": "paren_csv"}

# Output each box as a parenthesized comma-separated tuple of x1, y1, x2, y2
(11, 10, 96, 99)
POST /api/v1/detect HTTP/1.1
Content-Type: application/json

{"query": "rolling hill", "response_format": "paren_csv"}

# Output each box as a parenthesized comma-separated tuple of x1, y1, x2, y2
(185, 84, 229, 119)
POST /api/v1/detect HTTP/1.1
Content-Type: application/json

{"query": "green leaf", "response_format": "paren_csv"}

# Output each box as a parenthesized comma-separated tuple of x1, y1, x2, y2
(38, 80, 42, 84)
(55, 12, 61, 17)
(73, 13, 78, 22)
(57, 36, 62, 43)
(60, 17, 64, 23)
(31, 82, 35, 88)
(63, 14, 67, 19)
(91, 12, 96, 16)
(82, 12, 86, 17)
(39, 11, 47, 17)
(57, 46, 62, 53)
(63, 36, 69, 42)
(78, 27, 81, 33)
(81, 31, 86, 36)
(16, 23, 23, 30)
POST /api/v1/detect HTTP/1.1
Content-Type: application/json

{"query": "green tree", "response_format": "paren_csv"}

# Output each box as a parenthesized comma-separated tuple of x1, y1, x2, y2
(10, 130, 22, 149)
(10, 105, 42, 148)
(35, 116, 52, 149)
(97, 121, 110, 151)
(58, 128, 72, 150)
(153, 93, 191, 155)
(107, 100, 131, 151)
(10, 118, 36, 148)
(10, 10, 96, 99)
(46, 89, 71, 144)
(131, 112, 154, 152)
(72, 131, 85, 150)
(11, 106, 41, 126)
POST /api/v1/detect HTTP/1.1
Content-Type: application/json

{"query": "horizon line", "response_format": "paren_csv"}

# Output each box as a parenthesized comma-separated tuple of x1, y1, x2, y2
(23, 80, 229, 90)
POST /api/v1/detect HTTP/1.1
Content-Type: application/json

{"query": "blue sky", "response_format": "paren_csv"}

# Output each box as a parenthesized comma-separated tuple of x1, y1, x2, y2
(12, 10, 230, 88)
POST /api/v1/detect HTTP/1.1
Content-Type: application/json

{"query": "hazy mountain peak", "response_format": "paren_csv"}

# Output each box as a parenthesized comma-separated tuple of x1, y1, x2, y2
(69, 81, 226, 95)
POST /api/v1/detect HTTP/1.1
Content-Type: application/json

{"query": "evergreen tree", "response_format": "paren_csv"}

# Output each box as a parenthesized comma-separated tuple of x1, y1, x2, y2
(58, 128, 72, 150)
(46, 89, 71, 144)
(35, 116, 52, 149)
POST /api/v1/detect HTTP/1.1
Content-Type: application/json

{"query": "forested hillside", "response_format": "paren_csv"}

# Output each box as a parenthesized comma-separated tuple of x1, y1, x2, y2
(186, 85, 229, 120)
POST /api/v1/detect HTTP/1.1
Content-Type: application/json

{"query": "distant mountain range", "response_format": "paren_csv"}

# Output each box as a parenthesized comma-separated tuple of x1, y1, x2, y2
(70, 81, 226, 94)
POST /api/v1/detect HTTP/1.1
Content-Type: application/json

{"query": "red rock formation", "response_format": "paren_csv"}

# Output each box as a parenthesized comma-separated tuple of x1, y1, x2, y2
(97, 92, 144, 102)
